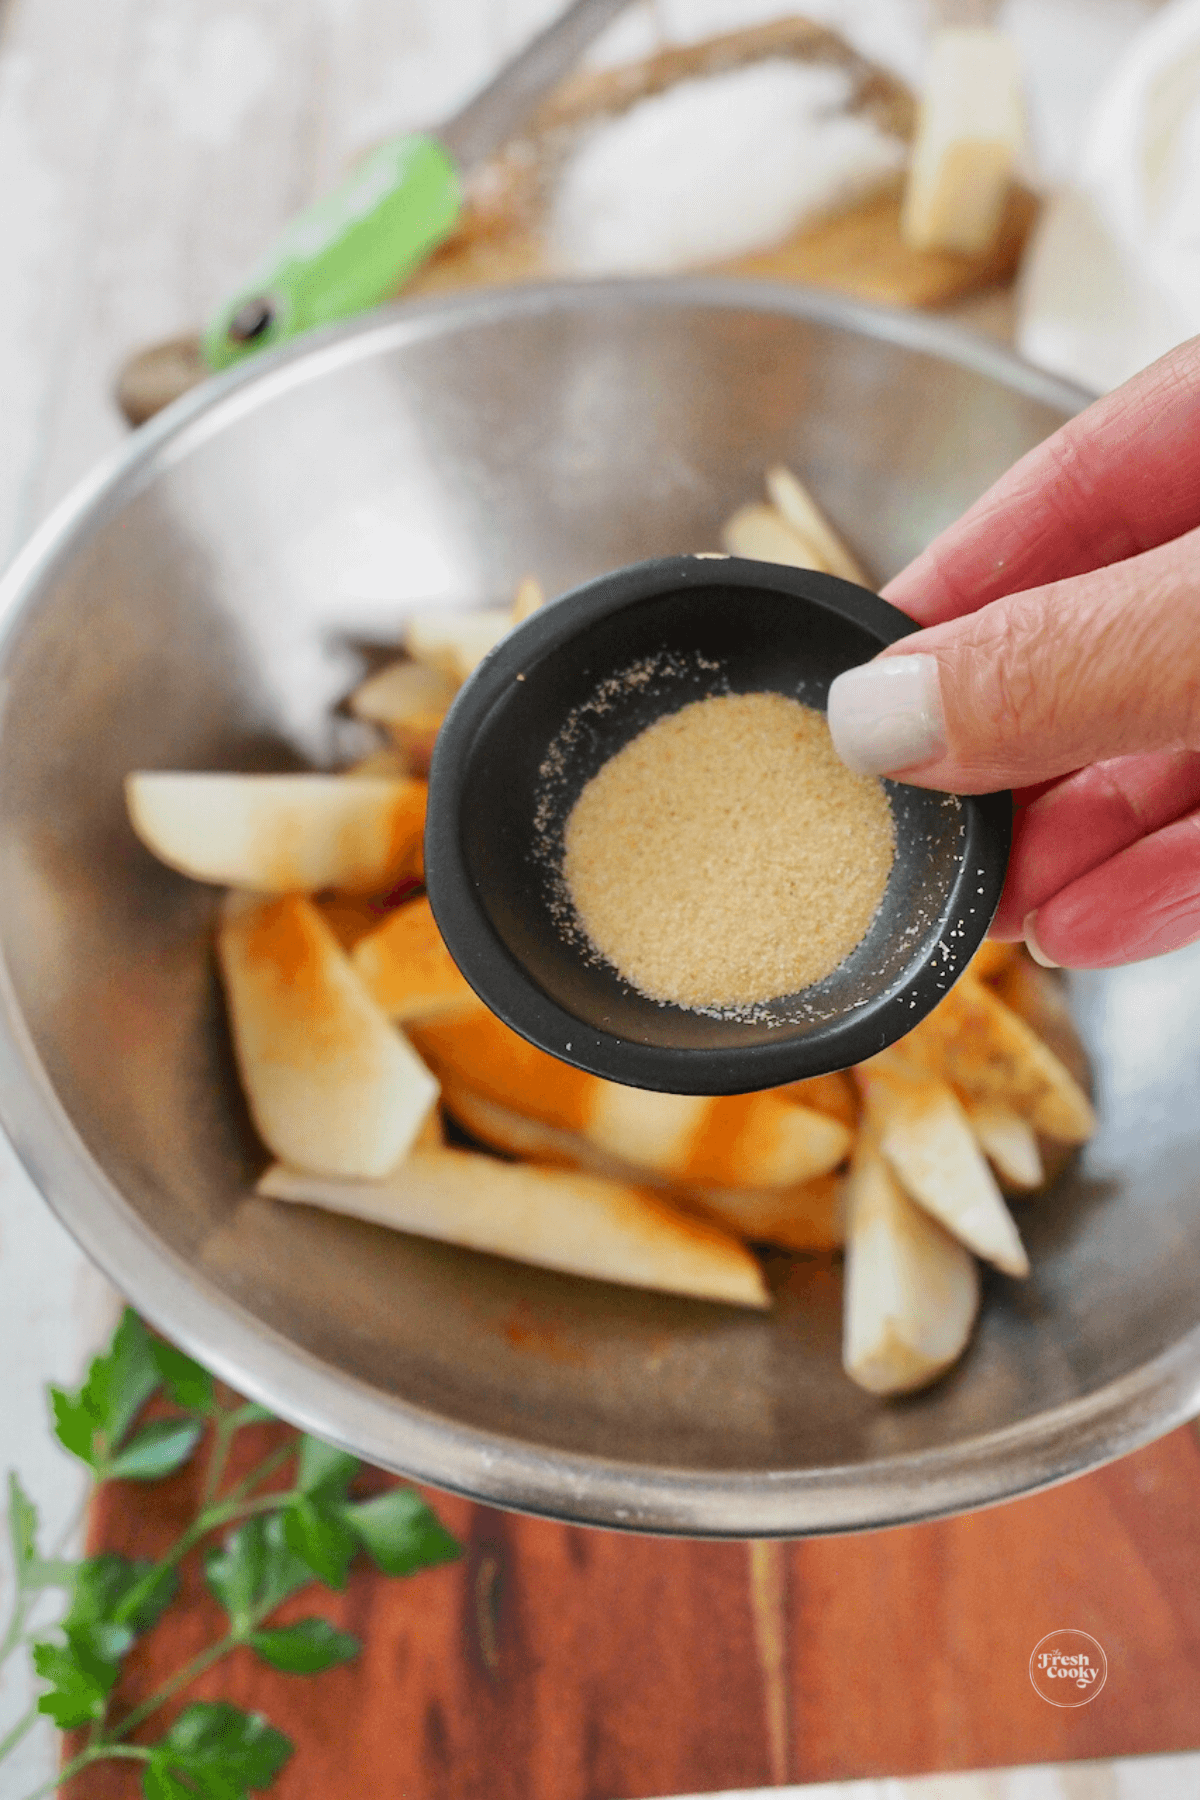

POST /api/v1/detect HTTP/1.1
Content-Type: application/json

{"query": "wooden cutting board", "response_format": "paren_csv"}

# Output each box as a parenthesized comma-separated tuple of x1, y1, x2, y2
(69, 1417, 1200, 1797)
(116, 16, 1036, 425)
(404, 15, 1036, 313)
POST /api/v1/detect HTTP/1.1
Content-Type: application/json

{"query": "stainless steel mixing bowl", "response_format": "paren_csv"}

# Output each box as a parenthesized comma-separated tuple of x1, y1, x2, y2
(3, 279, 1198, 1536)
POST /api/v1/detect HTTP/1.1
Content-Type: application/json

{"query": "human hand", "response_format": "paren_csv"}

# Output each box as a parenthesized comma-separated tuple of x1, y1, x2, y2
(827, 335, 1200, 970)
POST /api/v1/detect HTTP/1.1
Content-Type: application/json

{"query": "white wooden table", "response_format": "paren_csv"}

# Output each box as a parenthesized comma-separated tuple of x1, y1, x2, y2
(0, 0, 1194, 1793)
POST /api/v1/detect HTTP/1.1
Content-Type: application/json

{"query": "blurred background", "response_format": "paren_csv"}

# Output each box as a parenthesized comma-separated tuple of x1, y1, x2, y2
(4, 0, 1194, 567)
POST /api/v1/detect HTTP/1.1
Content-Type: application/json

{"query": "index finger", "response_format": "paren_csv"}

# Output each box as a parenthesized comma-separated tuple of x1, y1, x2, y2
(883, 334, 1200, 626)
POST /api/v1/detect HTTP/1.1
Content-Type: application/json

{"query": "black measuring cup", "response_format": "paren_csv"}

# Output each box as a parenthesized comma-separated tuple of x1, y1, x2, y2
(424, 556, 1011, 1095)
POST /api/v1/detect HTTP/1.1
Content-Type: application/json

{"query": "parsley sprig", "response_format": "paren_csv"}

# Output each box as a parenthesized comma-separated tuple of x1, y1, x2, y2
(1, 1309, 460, 1798)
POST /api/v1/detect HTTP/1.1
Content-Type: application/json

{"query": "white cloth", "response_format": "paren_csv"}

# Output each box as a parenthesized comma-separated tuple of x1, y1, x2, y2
(1019, 0, 1200, 392)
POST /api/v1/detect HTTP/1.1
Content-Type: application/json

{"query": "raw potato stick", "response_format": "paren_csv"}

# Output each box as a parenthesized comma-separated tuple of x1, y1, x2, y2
(914, 975, 1096, 1144)
(509, 575, 545, 623)
(765, 466, 868, 586)
(314, 895, 392, 953)
(344, 746, 411, 779)
(350, 659, 457, 726)
(855, 1050, 1029, 1277)
(964, 1098, 1043, 1192)
(967, 939, 1019, 984)
(404, 607, 512, 683)
(350, 661, 456, 774)
(721, 502, 831, 572)
(352, 896, 483, 1023)
(842, 1129, 980, 1395)
(991, 957, 1088, 1084)
(685, 1176, 843, 1252)
(258, 1149, 770, 1309)
(776, 1071, 858, 1129)
(409, 1008, 852, 1188)
(126, 772, 426, 895)
(218, 893, 439, 1179)
(441, 1080, 844, 1251)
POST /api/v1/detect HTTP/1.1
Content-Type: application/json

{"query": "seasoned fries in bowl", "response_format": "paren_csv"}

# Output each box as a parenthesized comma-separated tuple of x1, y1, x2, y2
(126, 470, 1095, 1397)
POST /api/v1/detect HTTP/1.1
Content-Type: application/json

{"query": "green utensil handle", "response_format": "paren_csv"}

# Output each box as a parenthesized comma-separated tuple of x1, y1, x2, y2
(202, 134, 461, 371)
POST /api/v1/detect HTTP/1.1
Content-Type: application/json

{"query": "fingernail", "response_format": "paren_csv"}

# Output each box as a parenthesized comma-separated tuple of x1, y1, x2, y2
(827, 655, 946, 776)
(1023, 911, 1060, 969)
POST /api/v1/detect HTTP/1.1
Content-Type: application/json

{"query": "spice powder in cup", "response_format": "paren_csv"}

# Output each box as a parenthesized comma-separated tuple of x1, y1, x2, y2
(561, 691, 895, 1010)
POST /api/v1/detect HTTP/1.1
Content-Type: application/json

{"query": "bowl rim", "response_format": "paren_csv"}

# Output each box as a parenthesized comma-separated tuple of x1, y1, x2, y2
(0, 273, 1170, 1541)
(426, 553, 1013, 1091)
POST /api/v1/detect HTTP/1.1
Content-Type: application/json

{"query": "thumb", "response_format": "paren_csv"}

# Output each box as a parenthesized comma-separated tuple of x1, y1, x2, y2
(827, 529, 1200, 793)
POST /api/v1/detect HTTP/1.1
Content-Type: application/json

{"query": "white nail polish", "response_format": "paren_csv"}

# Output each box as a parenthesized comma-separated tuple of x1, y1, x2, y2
(1023, 912, 1060, 969)
(826, 655, 946, 776)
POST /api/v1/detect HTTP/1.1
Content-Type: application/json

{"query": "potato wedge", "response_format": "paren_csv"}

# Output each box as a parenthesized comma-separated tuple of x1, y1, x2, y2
(441, 1081, 594, 1170)
(343, 746, 412, 779)
(218, 894, 439, 1178)
(413, 1106, 446, 1150)
(964, 1098, 1043, 1192)
(509, 575, 545, 624)
(314, 895, 393, 953)
(991, 957, 1089, 1088)
(410, 1009, 852, 1187)
(410, 1006, 588, 1127)
(914, 975, 1095, 1144)
(775, 1071, 858, 1130)
(764, 466, 868, 586)
(589, 1088, 852, 1190)
(686, 1177, 844, 1252)
(404, 607, 511, 683)
(855, 1050, 1029, 1276)
(349, 660, 456, 775)
(126, 772, 426, 895)
(352, 896, 482, 1024)
(441, 1081, 844, 1251)
(258, 1149, 769, 1309)
(967, 940, 1019, 984)
(720, 502, 831, 572)
(843, 1128, 980, 1395)
(350, 658, 457, 726)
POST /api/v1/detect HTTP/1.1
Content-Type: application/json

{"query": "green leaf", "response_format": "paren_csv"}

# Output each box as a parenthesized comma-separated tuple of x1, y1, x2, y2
(342, 1486, 461, 1576)
(205, 1525, 264, 1632)
(84, 1309, 162, 1450)
(153, 1700, 292, 1797)
(106, 1417, 204, 1481)
(24, 1556, 79, 1589)
(77, 1618, 137, 1664)
(229, 1402, 275, 1426)
(151, 1340, 215, 1412)
(143, 1765, 196, 1800)
(256, 1515, 317, 1616)
(248, 1617, 359, 1673)
(295, 1436, 359, 1499)
(50, 1385, 98, 1468)
(68, 1552, 178, 1638)
(7, 1471, 82, 1590)
(32, 1631, 121, 1727)
(284, 1497, 357, 1589)
(119, 1561, 180, 1635)
(49, 1308, 163, 1468)
(205, 1517, 311, 1632)
(42, 1556, 175, 1701)
(7, 1471, 37, 1572)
